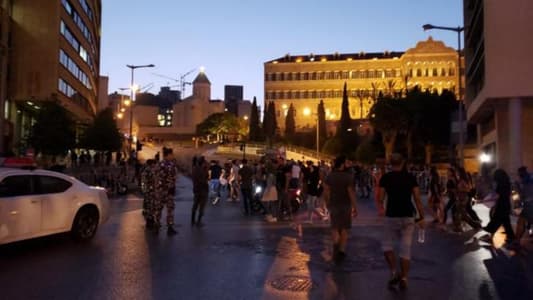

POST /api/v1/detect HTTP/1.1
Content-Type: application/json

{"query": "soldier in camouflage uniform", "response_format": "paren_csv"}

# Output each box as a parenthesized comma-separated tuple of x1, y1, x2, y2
(154, 147, 178, 235)
(141, 159, 157, 229)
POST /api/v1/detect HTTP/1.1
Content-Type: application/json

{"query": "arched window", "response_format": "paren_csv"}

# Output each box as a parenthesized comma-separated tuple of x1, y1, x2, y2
(432, 68, 438, 76)
(449, 68, 455, 76)
(416, 69, 422, 77)
(441, 68, 446, 76)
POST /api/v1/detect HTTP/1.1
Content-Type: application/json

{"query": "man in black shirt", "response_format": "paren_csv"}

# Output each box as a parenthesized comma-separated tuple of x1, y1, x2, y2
(209, 160, 223, 205)
(378, 153, 425, 290)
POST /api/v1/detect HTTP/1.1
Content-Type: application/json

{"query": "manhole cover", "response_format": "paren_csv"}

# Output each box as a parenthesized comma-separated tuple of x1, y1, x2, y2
(270, 275, 314, 292)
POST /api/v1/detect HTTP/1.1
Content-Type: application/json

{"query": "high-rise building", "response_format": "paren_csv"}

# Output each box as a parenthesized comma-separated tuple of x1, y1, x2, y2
(264, 38, 462, 131)
(224, 85, 243, 115)
(3, 0, 101, 153)
(464, 0, 533, 172)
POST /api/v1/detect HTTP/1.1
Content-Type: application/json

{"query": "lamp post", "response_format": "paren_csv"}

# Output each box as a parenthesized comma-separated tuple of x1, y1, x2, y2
(423, 24, 464, 167)
(125, 64, 155, 153)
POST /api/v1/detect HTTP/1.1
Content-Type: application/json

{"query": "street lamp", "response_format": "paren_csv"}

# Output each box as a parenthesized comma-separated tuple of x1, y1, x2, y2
(423, 24, 465, 167)
(126, 64, 155, 153)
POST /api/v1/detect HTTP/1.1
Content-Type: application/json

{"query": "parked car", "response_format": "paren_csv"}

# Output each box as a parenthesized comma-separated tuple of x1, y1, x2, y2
(0, 167, 110, 245)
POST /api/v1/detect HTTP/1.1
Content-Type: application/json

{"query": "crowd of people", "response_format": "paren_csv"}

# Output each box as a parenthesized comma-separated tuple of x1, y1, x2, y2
(137, 149, 533, 290)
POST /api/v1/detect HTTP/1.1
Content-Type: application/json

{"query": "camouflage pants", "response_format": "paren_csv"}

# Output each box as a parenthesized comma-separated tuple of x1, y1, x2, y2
(142, 193, 156, 222)
(153, 193, 175, 226)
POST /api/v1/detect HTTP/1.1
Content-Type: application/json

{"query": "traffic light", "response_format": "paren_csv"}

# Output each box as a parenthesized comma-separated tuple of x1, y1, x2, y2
(136, 140, 143, 151)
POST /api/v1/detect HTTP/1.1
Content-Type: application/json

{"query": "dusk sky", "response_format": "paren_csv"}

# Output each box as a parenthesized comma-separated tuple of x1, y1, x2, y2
(101, 0, 463, 109)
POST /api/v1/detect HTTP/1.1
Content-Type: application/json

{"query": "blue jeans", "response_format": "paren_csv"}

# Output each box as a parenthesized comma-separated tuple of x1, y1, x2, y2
(209, 179, 220, 199)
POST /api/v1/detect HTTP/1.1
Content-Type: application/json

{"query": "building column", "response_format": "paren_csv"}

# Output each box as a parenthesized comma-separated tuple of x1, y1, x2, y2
(509, 98, 523, 174)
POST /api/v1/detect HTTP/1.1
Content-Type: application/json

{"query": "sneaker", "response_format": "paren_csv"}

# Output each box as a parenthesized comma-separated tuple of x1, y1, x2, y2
(388, 273, 400, 289)
(399, 278, 408, 290)
(167, 226, 178, 236)
(212, 197, 220, 205)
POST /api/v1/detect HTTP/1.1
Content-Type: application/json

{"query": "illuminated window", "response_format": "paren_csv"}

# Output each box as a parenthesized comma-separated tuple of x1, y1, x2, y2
(326, 90, 333, 98)
(302, 72, 309, 80)
(317, 72, 324, 80)
(360, 70, 367, 79)
(319, 91, 325, 98)
(416, 69, 422, 77)
(295, 91, 301, 98)
(433, 68, 438, 76)
(287, 73, 293, 81)
(351, 71, 359, 79)
(334, 71, 341, 79)
(376, 70, 384, 78)
(302, 91, 309, 98)
(368, 70, 375, 78)
(342, 71, 349, 79)
(334, 90, 342, 98)
(449, 68, 455, 76)
(295, 73, 301, 80)
(311, 91, 317, 98)
(441, 68, 447, 76)
(310, 72, 317, 80)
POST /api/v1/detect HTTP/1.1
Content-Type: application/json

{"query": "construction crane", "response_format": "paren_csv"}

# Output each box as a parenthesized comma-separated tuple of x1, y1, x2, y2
(152, 68, 197, 100)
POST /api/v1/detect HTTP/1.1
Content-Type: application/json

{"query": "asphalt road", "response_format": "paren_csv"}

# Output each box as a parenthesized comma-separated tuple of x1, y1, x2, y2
(1, 176, 533, 300)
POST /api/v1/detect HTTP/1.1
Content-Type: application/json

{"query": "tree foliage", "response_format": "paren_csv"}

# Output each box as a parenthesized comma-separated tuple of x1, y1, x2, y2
(317, 99, 327, 149)
(197, 112, 246, 140)
(248, 97, 261, 141)
(337, 82, 352, 136)
(29, 101, 76, 156)
(80, 108, 123, 151)
(285, 103, 296, 138)
(355, 141, 377, 165)
(322, 136, 343, 156)
(262, 101, 277, 142)
(369, 95, 409, 162)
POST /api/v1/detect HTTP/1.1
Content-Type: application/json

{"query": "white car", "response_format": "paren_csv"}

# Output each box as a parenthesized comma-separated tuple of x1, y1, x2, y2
(0, 167, 110, 245)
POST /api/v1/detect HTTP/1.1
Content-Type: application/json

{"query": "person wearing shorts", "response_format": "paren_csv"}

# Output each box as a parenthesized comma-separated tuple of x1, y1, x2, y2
(378, 153, 425, 290)
(323, 155, 357, 263)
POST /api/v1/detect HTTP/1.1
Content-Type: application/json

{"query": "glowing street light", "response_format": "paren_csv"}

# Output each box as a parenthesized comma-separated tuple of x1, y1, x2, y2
(479, 153, 492, 164)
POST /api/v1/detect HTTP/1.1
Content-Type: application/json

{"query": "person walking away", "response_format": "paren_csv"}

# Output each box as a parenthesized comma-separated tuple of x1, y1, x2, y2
(209, 160, 223, 205)
(239, 159, 254, 216)
(481, 169, 515, 246)
(229, 160, 240, 202)
(323, 155, 357, 264)
(141, 159, 157, 229)
(191, 156, 209, 227)
(305, 161, 321, 223)
(456, 168, 482, 231)
(154, 147, 178, 235)
(262, 172, 278, 222)
(428, 167, 443, 224)
(511, 166, 533, 249)
(377, 153, 425, 290)
(442, 168, 458, 229)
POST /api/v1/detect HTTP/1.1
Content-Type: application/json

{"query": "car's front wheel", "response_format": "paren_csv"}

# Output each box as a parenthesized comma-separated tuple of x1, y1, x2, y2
(71, 206, 99, 241)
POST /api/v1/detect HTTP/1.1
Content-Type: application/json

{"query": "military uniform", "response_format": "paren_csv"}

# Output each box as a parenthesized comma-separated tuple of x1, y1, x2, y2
(141, 163, 156, 226)
(154, 158, 178, 227)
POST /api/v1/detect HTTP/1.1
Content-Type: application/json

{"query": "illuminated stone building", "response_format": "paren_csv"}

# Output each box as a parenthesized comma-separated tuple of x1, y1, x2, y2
(264, 38, 461, 131)
(3, 0, 101, 152)
(133, 71, 225, 140)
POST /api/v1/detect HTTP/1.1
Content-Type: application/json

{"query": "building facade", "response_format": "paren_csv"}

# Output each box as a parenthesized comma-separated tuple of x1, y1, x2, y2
(3, 0, 101, 153)
(264, 38, 461, 131)
(464, 0, 533, 173)
(133, 71, 225, 140)
(224, 85, 243, 115)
